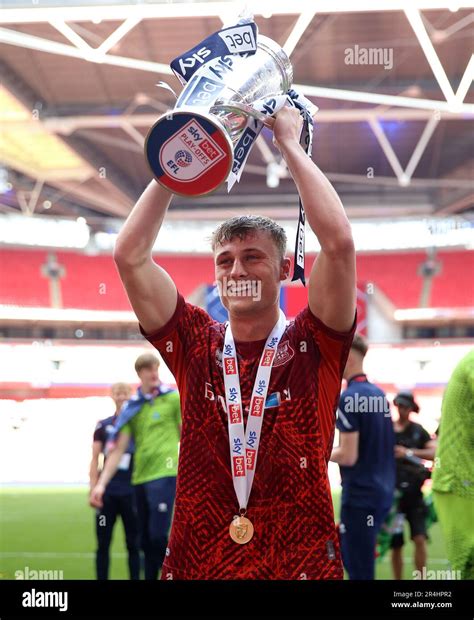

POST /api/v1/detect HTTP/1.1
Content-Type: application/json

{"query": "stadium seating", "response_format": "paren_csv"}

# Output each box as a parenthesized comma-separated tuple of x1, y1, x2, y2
(0, 248, 472, 310)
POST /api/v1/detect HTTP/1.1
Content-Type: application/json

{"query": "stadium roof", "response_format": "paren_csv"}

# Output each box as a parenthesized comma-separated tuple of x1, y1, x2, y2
(0, 1, 473, 226)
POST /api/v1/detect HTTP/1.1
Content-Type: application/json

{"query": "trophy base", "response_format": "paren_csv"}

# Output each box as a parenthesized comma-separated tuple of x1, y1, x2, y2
(145, 110, 234, 197)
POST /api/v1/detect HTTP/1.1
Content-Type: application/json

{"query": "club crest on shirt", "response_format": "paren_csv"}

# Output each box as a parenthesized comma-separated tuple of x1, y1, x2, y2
(215, 348, 223, 369)
(272, 340, 295, 367)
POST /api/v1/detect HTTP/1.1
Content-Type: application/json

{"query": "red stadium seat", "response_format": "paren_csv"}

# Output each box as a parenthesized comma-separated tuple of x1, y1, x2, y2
(0, 248, 472, 310)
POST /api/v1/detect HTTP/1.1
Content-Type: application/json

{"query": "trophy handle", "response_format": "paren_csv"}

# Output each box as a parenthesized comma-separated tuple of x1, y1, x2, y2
(209, 102, 269, 124)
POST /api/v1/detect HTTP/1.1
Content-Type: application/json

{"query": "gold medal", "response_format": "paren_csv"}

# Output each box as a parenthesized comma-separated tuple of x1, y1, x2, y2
(229, 515, 254, 544)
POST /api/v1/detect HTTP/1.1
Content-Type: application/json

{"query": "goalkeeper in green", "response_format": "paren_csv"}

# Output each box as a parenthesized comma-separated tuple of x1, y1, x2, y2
(432, 349, 474, 579)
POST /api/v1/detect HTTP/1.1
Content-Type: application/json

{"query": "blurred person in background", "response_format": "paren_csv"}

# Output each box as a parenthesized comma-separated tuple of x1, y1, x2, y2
(89, 382, 140, 580)
(390, 392, 437, 579)
(90, 353, 181, 580)
(433, 350, 474, 579)
(331, 333, 395, 579)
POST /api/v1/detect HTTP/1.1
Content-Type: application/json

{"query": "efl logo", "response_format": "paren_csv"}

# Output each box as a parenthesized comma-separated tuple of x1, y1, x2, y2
(246, 449, 256, 470)
(229, 403, 242, 424)
(224, 357, 237, 375)
(250, 396, 265, 417)
(261, 349, 275, 367)
(232, 455, 245, 477)
(174, 149, 192, 167)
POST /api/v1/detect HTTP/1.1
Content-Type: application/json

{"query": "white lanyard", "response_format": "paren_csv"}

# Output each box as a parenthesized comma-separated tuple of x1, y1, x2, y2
(222, 310, 287, 513)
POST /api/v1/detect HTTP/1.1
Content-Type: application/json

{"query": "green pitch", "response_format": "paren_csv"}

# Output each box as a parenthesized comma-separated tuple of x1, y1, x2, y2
(0, 487, 448, 580)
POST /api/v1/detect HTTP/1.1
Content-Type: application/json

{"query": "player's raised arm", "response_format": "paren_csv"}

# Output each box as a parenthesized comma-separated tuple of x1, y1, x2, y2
(114, 180, 178, 334)
(269, 107, 356, 333)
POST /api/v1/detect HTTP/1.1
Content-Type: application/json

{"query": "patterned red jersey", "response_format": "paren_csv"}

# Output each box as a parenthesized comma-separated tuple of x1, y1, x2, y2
(139, 294, 355, 579)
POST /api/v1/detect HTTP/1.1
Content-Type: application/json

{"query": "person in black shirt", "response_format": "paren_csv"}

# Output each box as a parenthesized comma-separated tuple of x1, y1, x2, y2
(89, 382, 140, 580)
(390, 392, 437, 579)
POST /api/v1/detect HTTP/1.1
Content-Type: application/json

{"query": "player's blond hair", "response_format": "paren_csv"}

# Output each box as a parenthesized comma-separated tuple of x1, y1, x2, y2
(110, 382, 131, 396)
(211, 215, 287, 261)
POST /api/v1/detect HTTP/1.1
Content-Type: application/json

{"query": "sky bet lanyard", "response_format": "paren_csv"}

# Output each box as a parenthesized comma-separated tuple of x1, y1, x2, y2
(223, 310, 287, 544)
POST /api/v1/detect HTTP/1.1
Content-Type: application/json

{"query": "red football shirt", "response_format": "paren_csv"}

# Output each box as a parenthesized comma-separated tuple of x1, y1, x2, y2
(140, 294, 355, 579)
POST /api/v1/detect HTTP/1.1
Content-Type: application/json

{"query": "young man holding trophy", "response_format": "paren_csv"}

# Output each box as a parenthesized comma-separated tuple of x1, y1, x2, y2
(107, 103, 356, 580)
(97, 19, 356, 579)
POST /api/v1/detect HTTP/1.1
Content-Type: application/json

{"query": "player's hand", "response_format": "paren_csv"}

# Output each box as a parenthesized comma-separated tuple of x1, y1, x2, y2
(263, 106, 303, 151)
(89, 483, 105, 508)
(394, 445, 408, 459)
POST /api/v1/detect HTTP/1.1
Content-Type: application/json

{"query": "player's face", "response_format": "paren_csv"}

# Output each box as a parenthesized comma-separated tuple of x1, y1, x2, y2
(111, 386, 131, 410)
(214, 230, 289, 316)
(138, 364, 160, 388)
(397, 404, 410, 421)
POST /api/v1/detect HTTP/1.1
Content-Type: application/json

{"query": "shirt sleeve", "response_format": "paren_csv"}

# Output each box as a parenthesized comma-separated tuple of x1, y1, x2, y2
(138, 293, 214, 394)
(294, 306, 357, 452)
(93, 420, 105, 444)
(336, 391, 361, 433)
(418, 426, 432, 448)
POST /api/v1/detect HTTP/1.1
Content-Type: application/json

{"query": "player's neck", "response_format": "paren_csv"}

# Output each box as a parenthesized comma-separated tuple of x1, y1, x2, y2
(228, 304, 280, 342)
(344, 362, 364, 382)
(141, 382, 160, 395)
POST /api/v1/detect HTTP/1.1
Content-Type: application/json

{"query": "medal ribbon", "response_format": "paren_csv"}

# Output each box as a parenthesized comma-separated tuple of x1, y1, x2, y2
(222, 310, 287, 512)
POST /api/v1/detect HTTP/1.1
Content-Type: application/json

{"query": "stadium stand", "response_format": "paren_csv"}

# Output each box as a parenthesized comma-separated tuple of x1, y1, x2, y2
(1, 248, 473, 311)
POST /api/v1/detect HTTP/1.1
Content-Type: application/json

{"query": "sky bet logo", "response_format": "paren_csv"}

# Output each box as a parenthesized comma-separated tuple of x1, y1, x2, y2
(246, 448, 256, 470)
(224, 357, 237, 375)
(232, 127, 257, 175)
(228, 386, 238, 403)
(261, 349, 276, 367)
(255, 379, 266, 397)
(229, 403, 242, 424)
(217, 25, 256, 53)
(233, 455, 245, 477)
(250, 395, 265, 417)
(179, 75, 224, 108)
(232, 437, 243, 455)
(177, 46, 212, 77)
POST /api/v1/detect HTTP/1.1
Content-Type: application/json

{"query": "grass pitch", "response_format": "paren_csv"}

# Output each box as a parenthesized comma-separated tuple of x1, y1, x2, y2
(0, 486, 448, 580)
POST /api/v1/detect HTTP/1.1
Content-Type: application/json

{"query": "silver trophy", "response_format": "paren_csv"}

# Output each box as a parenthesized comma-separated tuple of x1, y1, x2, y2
(207, 36, 293, 143)
(145, 30, 294, 197)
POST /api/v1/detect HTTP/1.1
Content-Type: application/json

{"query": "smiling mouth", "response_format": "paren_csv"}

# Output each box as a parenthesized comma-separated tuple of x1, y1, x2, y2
(217, 278, 262, 301)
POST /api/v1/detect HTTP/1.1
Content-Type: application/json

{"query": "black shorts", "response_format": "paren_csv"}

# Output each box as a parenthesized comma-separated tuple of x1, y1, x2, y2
(391, 493, 428, 549)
